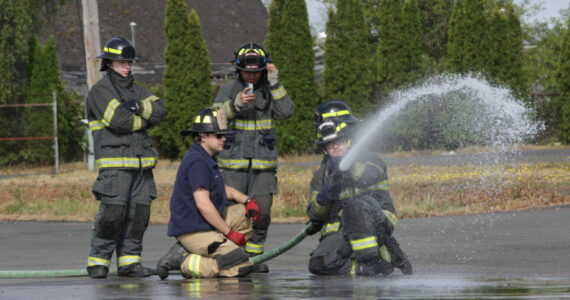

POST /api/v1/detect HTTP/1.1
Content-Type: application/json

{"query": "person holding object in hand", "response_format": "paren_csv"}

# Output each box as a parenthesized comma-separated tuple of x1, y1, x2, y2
(213, 43, 294, 273)
(156, 108, 261, 280)
(305, 100, 413, 277)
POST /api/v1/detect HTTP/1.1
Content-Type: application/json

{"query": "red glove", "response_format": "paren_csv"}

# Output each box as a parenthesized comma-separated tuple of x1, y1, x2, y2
(225, 228, 246, 246)
(245, 198, 260, 223)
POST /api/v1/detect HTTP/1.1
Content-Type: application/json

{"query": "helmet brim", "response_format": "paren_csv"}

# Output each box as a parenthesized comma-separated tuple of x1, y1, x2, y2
(180, 129, 236, 136)
(96, 54, 139, 61)
(236, 65, 266, 72)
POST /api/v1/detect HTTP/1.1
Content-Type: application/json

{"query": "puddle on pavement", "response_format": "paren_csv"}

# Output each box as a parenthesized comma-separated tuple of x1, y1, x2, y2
(3, 274, 570, 299)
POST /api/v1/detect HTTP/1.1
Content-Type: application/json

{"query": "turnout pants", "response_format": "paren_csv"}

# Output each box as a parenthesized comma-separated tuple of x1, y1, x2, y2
(177, 204, 254, 278)
(222, 167, 276, 256)
(87, 168, 156, 270)
(309, 196, 397, 276)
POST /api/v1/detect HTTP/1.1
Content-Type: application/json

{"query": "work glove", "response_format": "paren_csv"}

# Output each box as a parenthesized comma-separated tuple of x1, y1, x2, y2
(305, 220, 324, 236)
(267, 68, 279, 86)
(316, 181, 341, 206)
(122, 99, 140, 114)
(225, 228, 246, 247)
(244, 197, 260, 223)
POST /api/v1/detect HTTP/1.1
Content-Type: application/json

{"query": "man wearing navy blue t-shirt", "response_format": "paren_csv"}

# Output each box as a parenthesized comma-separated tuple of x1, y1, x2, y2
(156, 108, 261, 279)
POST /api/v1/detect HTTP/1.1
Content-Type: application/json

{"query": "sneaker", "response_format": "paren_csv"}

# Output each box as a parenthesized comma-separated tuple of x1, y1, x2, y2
(118, 263, 154, 277)
(87, 266, 108, 279)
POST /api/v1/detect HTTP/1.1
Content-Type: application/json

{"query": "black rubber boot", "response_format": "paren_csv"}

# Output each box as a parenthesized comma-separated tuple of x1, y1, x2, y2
(251, 263, 269, 273)
(87, 266, 108, 279)
(118, 263, 154, 277)
(355, 258, 394, 276)
(385, 236, 413, 275)
(156, 242, 190, 280)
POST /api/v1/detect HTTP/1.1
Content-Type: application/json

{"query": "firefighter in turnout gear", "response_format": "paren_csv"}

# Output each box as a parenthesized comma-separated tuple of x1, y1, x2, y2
(306, 100, 412, 276)
(213, 43, 294, 272)
(156, 108, 261, 279)
(86, 37, 167, 279)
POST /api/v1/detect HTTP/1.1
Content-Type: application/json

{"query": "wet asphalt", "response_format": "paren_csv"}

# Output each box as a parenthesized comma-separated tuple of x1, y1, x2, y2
(2, 205, 570, 299)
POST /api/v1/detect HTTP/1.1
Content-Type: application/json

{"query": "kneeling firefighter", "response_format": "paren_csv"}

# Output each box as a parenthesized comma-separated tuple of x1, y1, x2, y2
(156, 108, 261, 279)
(306, 100, 413, 276)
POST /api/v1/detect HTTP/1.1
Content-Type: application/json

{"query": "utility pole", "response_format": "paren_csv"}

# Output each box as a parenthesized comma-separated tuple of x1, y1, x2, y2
(82, 0, 102, 171)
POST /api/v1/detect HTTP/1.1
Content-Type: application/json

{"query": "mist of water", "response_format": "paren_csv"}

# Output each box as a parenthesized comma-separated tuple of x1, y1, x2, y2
(340, 74, 542, 171)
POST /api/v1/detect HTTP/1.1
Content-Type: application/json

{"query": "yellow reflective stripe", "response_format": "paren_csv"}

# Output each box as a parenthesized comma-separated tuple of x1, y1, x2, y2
(141, 99, 152, 119)
(350, 236, 378, 251)
(339, 179, 390, 200)
(379, 245, 392, 263)
(351, 162, 366, 180)
(103, 99, 120, 126)
(232, 119, 273, 130)
(383, 209, 398, 226)
(104, 47, 121, 54)
(252, 159, 277, 169)
(89, 120, 106, 131)
(322, 110, 350, 118)
(245, 242, 264, 254)
(218, 158, 277, 170)
(336, 122, 347, 132)
(238, 48, 247, 55)
(133, 115, 143, 131)
(325, 222, 340, 234)
(350, 259, 357, 276)
(218, 159, 249, 169)
(270, 85, 287, 100)
(188, 254, 201, 278)
(87, 256, 111, 267)
(143, 95, 159, 102)
(96, 157, 157, 169)
(118, 255, 141, 267)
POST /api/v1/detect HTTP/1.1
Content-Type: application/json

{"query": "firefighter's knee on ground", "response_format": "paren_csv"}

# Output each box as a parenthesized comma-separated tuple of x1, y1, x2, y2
(96, 204, 124, 240)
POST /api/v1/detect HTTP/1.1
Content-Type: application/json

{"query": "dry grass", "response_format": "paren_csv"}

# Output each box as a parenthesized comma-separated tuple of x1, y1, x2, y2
(2, 150, 570, 224)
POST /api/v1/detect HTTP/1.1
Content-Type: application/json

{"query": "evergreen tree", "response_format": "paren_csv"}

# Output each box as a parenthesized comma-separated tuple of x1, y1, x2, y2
(556, 16, 570, 142)
(446, 0, 491, 75)
(158, 0, 212, 159)
(417, 0, 454, 71)
(375, 0, 424, 99)
(265, 0, 317, 153)
(21, 36, 82, 164)
(487, 3, 526, 97)
(324, 0, 374, 116)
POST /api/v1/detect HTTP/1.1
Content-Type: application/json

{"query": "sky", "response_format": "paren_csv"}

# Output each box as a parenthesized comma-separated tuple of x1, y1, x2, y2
(300, 0, 570, 35)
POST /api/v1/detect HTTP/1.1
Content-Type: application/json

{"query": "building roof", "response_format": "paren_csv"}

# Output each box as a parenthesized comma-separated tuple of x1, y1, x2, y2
(50, 0, 268, 93)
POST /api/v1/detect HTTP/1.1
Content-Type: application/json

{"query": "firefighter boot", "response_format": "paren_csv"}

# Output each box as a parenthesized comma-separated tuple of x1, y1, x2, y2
(87, 265, 108, 279)
(156, 242, 190, 280)
(118, 263, 154, 277)
(386, 236, 413, 275)
(355, 258, 394, 276)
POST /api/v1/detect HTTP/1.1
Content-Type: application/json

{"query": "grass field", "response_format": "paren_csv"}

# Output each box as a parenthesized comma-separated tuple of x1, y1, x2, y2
(1, 147, 570, 224)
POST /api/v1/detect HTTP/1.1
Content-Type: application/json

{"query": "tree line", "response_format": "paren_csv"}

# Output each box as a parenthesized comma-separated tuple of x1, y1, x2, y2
(1, 0, 570, 165)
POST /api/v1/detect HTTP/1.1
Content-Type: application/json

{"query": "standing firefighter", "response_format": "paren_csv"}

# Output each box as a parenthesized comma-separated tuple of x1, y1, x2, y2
(306, 100, 413, 276)
(86, 37, 167, 279)
(213, 43, 294, 272)
(156, 108, 261, 279)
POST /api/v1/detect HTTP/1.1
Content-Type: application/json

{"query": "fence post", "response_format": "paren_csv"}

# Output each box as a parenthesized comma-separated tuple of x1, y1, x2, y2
(52, 91, 59, 174)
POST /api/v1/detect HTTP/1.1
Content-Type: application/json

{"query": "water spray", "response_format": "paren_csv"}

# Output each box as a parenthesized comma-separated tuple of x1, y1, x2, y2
(340, 74, 541, 171)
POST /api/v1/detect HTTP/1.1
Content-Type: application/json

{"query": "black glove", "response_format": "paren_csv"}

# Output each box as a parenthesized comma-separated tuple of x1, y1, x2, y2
(305, 220, 324, 236)
(316, 181, 341, 206)
(122, 99, 140, 113)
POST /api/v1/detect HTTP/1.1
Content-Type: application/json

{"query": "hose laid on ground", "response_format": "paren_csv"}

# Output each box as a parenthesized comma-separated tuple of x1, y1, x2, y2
(0, 223, 311, 279)
(251, 222, 310, 265)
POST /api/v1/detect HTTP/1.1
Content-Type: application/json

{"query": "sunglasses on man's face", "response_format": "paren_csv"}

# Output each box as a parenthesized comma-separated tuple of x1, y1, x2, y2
(214, 134, 225, 139)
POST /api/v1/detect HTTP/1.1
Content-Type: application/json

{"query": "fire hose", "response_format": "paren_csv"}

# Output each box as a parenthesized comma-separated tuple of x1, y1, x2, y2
(0, 223, 311, 279)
